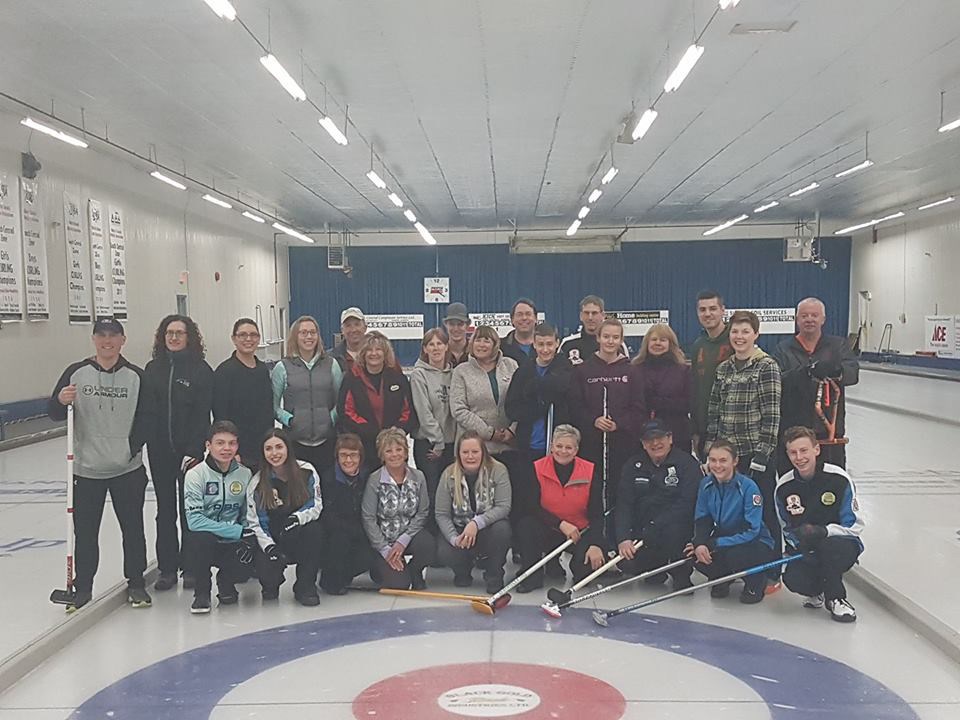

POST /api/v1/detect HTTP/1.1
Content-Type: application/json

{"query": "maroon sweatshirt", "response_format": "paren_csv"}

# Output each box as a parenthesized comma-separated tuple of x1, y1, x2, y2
(635, 355, 692, 451)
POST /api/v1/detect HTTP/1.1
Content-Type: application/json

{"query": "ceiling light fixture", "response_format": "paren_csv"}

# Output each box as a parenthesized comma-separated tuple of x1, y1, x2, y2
(20, 117, 88, 148)
(259, 54, 306, 102)
(387, 192, 404, 208)
(150, 170, 187, 190)
(664, 44, 704, 93)
(242, 211, 265, 223)
(272, 222, 314, 243)
(788, 181, 819, 197)
(877, 211, 905, 223)
(703, 214, 749, 237)
(753, 200, 779, 214)
(201, 0, 237, 21)
(834, 211, 905, 235)
(366, 170, 387, 189)
(632, 108, 659, 140)
(566, 219, 581, 236)
(578, 206, 591, 220)
(319, 115, 348, 146)
(588, 188, 603, 203)
(718, 0, 741, 9)
(938, 117, 960, 133)
(918, 196, 955, 210)
(414, 222, 436, 245)
(202, 194, 232, 209)
(403, 209, 417, 222)
(601, 166, 619, 184)
(834, 159, 873, 178)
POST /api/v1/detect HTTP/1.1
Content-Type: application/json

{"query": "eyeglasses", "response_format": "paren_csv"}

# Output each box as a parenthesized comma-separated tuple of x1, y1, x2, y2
(165, 330, 187, 338)
(298, 330, 319, 337)
(235, 332, 260, 340)
(338, 451, 361, 460)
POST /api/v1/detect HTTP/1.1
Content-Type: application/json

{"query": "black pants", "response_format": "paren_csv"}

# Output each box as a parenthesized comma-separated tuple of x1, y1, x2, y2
(783, 537, 861, 601)
(694, 539, 774, 594)
(295, 441, 334, 476)
(189, 531, 244, 599)
(148, 444, 189, 576)
(737, 455, 781, 574)
(436, 520, 512, 583)
(498, 449, 542, 528)
(320, 523, 370, 593)
(515, 515, 602, 584)
(413, 439, 455, 535)
(255, 520, 325, 596)
(620, 522, 693, 582)
(369, 529, 436, 589)
(73, 468, 149, 593)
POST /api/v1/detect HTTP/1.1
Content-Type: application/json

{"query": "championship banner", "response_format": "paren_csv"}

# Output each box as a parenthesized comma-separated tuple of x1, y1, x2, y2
(923, 316, 958, 358)
(0, 173, 24, 321)
(725, 307, 796, 334)
(87, 199, 111, 318)
(107, 206, 128, 319)
(607, 310, 669, 336)
(19, 178, 50, 321)
(365, 314, 424, 340)
(63, 191, 92, 324)
(469, 312, 546, 337)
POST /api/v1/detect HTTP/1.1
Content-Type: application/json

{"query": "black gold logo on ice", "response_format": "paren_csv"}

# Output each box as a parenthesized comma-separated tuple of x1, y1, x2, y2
(81, 384, 129, 399)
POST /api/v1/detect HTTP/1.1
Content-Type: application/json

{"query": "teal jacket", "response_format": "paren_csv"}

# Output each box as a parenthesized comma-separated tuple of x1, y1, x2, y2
(184, 455, 252, 541)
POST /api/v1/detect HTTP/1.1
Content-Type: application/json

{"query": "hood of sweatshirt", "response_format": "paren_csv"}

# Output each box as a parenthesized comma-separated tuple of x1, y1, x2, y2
(414, 358, 451, 375)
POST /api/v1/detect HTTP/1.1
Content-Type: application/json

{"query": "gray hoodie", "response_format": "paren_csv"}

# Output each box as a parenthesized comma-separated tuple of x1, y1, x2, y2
(409, 358, 456, 450)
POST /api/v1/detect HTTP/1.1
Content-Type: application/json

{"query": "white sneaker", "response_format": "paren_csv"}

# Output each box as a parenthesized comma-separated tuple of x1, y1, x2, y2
(826, 598, 857, 623)
(802, 593, 824, 609)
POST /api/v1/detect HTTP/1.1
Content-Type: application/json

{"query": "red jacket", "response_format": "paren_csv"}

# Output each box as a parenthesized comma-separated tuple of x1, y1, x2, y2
(533, 455, 595, 530)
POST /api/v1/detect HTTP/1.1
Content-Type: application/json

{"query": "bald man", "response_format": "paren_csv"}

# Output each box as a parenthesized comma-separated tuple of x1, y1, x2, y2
(773, 298, 859, 472)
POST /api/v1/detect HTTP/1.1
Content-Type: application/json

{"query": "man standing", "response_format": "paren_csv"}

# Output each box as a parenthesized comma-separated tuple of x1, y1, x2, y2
(48, 317, 151, 611)
(773, 298, 859, 473)
(689, 290, 732, 457)
(501, 298, 538, 364)
(776, 426, 863, 622)
(443, 302, 471, 367)
(559, 294, 608, 365)
(330, 307, 367, 371)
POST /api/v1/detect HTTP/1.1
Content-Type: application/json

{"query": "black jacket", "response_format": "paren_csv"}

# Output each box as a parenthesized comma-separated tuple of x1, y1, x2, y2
(504, 353, 573, 451)
(320, 465, 369, 541)
(337, 365, 418, 461)
(501, 330, 536, 365)
(212, 353, 274, 463)
(142, 351, 214, 458)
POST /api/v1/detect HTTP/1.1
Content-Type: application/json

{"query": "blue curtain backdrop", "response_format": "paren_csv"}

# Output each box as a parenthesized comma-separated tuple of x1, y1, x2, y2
(289, 237, 851, 365)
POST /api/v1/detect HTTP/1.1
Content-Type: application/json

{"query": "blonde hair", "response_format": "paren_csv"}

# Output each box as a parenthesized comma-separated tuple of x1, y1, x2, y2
(469, 325, 501, 357)
(376, 427, 408, 462)
(360, 331, 399, 371)
(450, 431, 494, 508)
(633, 324, 686, 365)
(551, 424, 581, 448)
(285, 315, 325, 360)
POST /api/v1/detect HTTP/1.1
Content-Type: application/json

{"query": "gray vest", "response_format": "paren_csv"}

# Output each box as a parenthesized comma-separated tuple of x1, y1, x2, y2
(282, 355, 335, 446)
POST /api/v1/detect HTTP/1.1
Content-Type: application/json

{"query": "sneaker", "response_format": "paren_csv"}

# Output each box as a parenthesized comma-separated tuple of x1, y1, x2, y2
(803, 593, 825, 609)
(710, 582, 731, 599)
(827, 598, 857, 623)
(127, 586, 152, 608)
(322, 585, 349, 596)
(65, 590, 93, 613)
(217, 590, 239, 606)
(764, 579, 782, 596)
(181, 572, 196, 590)
(739, 587, 764, 604)
(453, 573, 474, 588)
(295, 592, 321, 607)
(190, 595, 211, 614)
(516, 575, 544, 594)
(410, 573, 427, 591)
(154, 572, 178, 591)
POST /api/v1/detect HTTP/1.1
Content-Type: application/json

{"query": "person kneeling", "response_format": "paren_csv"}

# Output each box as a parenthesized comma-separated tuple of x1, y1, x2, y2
(686, 439, 774, 605)
(435, 431, 512, 594)
(184, 421, 253, 614)
(515, 425, 606, 593)
(246, 430, 324, 606)
(777, 426, 864, 623)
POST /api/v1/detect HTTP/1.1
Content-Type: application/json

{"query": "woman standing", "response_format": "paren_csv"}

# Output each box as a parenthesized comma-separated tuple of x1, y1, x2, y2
(271, 316, 342, 475)
(361, 428, 435, 590)
(435, 432, 512, 593)
(320, 434, 372, 595)
(245, 430, 324, 606)
(212, 318, 274, 470)
(632, 324, 692, 452)
(143, 314, 213, 592)
(338, 331, 417, 463)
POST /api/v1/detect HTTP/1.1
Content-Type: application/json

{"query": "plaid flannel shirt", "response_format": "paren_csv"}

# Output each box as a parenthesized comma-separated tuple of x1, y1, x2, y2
(705, 349, 781, 463)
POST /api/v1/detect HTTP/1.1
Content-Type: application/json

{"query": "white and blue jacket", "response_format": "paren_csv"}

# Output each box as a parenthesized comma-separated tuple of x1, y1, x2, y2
(245, 460, 322, 550)
(184, 455, 252, 542)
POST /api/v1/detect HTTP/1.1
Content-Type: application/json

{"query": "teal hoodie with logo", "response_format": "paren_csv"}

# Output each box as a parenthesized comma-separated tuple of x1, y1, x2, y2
(184, 455, 252, 541)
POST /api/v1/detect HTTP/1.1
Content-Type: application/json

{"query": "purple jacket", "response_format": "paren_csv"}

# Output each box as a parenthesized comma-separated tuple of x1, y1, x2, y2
(635, 356, 692, 451)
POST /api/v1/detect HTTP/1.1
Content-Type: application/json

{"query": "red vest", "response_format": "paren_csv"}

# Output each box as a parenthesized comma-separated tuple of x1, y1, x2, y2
(533, 455, 595, 530)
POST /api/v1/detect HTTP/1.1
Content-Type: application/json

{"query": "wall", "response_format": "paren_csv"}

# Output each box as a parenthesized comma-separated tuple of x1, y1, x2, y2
(849, 209, 960, 354)
(0, 118, 290, 406)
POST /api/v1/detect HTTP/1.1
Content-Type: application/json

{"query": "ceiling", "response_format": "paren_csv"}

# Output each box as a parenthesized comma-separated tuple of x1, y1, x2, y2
(3, 0, 960, 236)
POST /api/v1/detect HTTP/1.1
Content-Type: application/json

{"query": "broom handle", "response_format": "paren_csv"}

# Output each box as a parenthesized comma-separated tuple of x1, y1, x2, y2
(379, 588, 486, 602)
(569, 539, 642, 593)
(563, 557, 690, 609)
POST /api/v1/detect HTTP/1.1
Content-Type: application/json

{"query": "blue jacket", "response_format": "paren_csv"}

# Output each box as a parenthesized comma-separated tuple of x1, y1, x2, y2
(184, 455, 251, 541)
(692, 472, 773, 549)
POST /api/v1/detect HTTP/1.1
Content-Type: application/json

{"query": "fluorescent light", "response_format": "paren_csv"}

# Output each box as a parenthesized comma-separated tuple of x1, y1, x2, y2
(566, 219, 581, 236)
(259, 54, 306, 102)
(938, 117, 960, 133)
(588, 188, 603, 203)
(664, 44, 704, 93)
(788, 182, 820, 197)
(202, 194, 232, 209)
(631, 108, 658, 140)
(918, 196, 955, 210)
(202, 0, 236, 20)
(387, 192, 404, 208)
(242, 211, 265, 223)
(703, 214, 749, 237)
(319, 116, 348, 146)
(601, 167, 619, 185)
(414, 222, 436, 245)
(753, 200, 779, 214)
(272, 222, 314, 243)
(877, 211, 905, 223)
(403, 209, 417, 222)
(150, 170, 186, 190)
(834, 211, 906, 235)
(834, 159, 874, 178)
(578, 206, 591, 220)
(20, 117, 88, 148)
(366, 170, 387, 189)
(719, 0, 741, 8)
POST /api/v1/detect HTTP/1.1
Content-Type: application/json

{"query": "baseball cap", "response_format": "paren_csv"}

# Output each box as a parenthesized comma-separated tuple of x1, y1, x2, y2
(340, 307, 365, 324)
(640, 419, 671, 440)
(444, 302, 469, 323)
(93, 317, 125, 335)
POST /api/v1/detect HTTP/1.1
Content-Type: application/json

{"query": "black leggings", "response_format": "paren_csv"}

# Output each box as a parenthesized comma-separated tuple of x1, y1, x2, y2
(694, 539, 774, 594)
(783, 537, 860, 601)
(254, 520, 325, 596)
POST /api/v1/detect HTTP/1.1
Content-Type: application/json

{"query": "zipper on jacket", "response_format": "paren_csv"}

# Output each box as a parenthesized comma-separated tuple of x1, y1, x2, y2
(308, 362, 317, 439)
(166, 362, 175, 449)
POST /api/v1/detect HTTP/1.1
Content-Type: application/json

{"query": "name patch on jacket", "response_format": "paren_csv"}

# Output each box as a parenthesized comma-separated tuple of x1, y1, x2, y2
(205, 481, 219, 496)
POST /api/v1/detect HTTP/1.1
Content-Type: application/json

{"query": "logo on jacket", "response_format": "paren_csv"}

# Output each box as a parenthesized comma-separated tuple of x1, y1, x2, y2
(664, 467, 679, 487)
(568, 349, 582, 364)
(204, 481, 219, 496)
(785, 494, 805, 515)
(390, 384, 400, 392)
(820, 491, 836, 506)
(81, 384, 129, 399)
(229, 480, 243, 495)
(752, 494, 762, 506)
(272, 489, 283, 506)
(176, 378, 191, 388)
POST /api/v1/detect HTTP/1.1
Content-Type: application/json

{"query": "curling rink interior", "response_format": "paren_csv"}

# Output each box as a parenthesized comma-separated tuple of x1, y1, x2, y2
(1, 369, 958, 719)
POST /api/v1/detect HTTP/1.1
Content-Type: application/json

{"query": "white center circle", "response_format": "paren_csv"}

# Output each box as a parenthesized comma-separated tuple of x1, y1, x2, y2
(437, 683, 542, 717)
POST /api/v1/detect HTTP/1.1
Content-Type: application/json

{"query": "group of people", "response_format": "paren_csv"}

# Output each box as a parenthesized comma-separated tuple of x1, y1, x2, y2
(48, 289, 864, 623)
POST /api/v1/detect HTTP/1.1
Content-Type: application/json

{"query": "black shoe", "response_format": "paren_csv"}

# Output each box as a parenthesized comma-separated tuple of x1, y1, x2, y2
(323, 585, 349, 596)
(65, 590, 93, 613)
(190, 595, 211, 614)
(454, 573, 474, 588)
(127, 586, 153, 608)
(672, 575, 694, 592)
(739, 587, 764, 604)
(261, 587, 280, 601)
(181, 572, 196, 590)
(516, 576, 544, 594)
(710, 582, 731, 599)
(217, 590, 239, 606)
(154, 572, 178, 591)
(485, 576, 504, 594)
(644, 572, 669, 585)
(545, 559, 565, 580)
(410, 573, 427, 591)
(295, 592, 321, 607)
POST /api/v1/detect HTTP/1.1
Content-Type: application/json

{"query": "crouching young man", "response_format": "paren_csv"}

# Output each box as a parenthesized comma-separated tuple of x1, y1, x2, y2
(184, 421, 253, 614)
(777, 426, 864, 622)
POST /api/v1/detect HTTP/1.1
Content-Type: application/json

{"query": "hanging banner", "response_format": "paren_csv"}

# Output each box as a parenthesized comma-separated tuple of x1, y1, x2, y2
(607, 310, 670, 336)
(468, 312, 547, 338)
(63, 191, 92, 324)
(87, 199, 111, 318)
(20, 178, 50, 321)
(0, 174, 24, 321)
(423, 277, 450, 304)
(725, 307, 796, 334)
(107, 206, 128, 319)
(365, 313, 424, 340)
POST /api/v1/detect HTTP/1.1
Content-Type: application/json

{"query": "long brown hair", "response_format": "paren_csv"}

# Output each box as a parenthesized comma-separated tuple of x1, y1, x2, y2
(633, 324, 686, 365)
(360, 331, 399, 371)
(256, 429, 310, 510)
(285, 315, 325, 360)
(450, 431, 494, 508)
(469, 325, 501, 358)
(419, 328, 451, 366)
